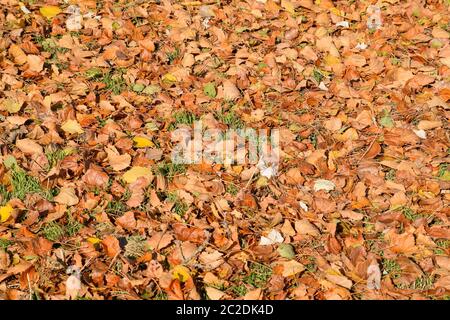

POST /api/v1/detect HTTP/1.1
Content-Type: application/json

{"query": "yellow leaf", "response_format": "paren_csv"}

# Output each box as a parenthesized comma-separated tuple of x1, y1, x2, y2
(281, 0, 295, 14)
(40, 5, 61, 19)
(0, 204, 13, 223)
(8, 44, 27, 65)
(334, 128, 358, 142)
(330, 7, 342, 17)
(324, 54, 341, 66)
(133, 136, 155, 148)
(162, 73, 177, 84)
(3, 98, 22, 113)
(172, 265, 191, 282)
(87, 237, 102, 245)
(172, 213, 183, 222)
(122, 166, 152, 184)
(61, 120, 84, 135)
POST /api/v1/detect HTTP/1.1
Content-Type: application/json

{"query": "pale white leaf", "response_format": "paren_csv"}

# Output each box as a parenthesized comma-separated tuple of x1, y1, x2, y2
(259, 229, 284, 245)
(313, 179, 336, 192)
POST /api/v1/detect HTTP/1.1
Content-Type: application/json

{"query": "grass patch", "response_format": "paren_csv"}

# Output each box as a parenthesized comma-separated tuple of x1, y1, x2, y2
(385, 168, 396, 181)
(85, 67, 103, 80)
(95, 221, 116, 237)
(85, 68, 127, 94)
(309, 132, 318, 148)
(243, 262, 272, 288)
(436, 239, 450, 249)
(166, 192, 189, 216)
(401, 207, 421, 221)
(0, 185, 10, 206)
(45, 148, 73, 170)
(411, 275, 434, 290)
(34, 36, 69, 70)
(156, 162, 186, 181)
(438, 163, 449, 180)
(106, 200, 127, 217)
(382, 259, 401, 279)
(168, 111, 197, 130)
(124, 235, 149, 259)
(229, 284, 247, 297)
(166, 47, 180, 65)
(9, 165, 52, 201)
(41, 222, 65, 242)
(226, 183, 239, 196)
(153, 291, 168, 300)
(41, 214, 84, 241)
(102, 70, 127, 94)
(34, 36, 69, 55)
(435, 239, 449, 254)
(305, 256, 317, 273)
(0, 238, 11, 250)
(65, 214, 83, 237)
(105, 189, 131, 217)
(312, 68, 324, 83)
(215, 109, 243, 129)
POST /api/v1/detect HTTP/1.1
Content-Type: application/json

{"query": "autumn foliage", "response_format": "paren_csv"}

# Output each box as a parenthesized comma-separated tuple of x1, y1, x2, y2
(0, 0, 449, 300)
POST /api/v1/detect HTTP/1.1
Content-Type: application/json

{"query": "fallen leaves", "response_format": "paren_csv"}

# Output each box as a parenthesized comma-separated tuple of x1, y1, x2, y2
(294, 220, 320, 237)
(116, 211, 136, 230)
(54, 187, 79, 206)
(16, 138, 43, 155)
(105, 146, 131, 171)
(417, 120, 442, 130)
(26, 55, 44, 73)
(82, 167, 109, 187)
(173, 223, 207, 244)
(0, 0, 448, 302)
(102, 235, 121, 258)
(0, 204, 13, 223)
(221, 80, 241, 100)
(259, 229, 284, 245)
(122, 166, 153, 184)
(367, 262, 381, 290)
(172, 265, 191, 282)
(133, 136, 155, 148)
(2, 98, 22, 113)
(39, 5, 61, 19)
(61, 120, 84, 135)
(277, 244, 295, 259)
(313, 179, 336, 192)
(386, 229, 416, 255)
(278, 260, 305, 277)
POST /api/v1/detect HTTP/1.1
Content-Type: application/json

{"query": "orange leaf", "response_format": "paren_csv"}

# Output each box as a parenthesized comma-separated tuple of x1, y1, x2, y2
(102, 236, 121, 258)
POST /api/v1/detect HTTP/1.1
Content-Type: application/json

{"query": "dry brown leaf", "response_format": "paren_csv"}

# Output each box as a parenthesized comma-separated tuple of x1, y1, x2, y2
(102, 235, 121, 258)
(105, 146, 131, 171)
(54, 187, 79, 206)
(295, 220, 320, 237)
(27, 55, 44, 72)
(82, 167, 109, 187)
(16, 138, 43, 155)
